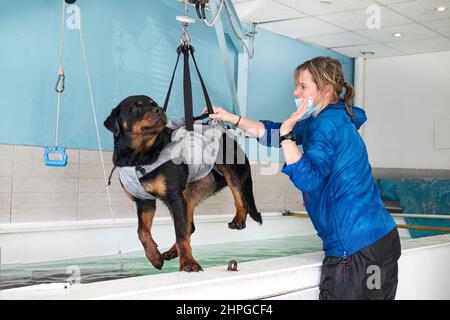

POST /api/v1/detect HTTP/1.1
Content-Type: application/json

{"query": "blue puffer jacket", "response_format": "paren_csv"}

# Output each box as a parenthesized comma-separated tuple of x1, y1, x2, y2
(259, 101, 396, 257)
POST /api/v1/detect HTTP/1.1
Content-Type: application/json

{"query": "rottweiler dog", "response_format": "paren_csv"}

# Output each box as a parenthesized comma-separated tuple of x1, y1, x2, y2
(104, 95, 262, 272)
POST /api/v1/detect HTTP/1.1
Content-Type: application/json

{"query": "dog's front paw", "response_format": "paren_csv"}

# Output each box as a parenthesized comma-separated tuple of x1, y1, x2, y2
(145, 249, 164, 270)
(150, 258, 164, 270)
(148, 255, 164, 270)
(228, 220, 246, 230)
(162, 248, 178, 261)
(179, 258, 203, 272)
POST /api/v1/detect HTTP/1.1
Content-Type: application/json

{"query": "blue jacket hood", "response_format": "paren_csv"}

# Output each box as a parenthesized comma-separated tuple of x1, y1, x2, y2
(321, 101, 367, 129)
(351, 106, 367, 129)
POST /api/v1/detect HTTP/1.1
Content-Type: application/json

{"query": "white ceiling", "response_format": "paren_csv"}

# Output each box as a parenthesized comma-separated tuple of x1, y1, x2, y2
(231, 0, 450, 58)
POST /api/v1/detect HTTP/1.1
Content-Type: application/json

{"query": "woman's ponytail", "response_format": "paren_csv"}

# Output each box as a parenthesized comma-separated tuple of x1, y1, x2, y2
(343, 82, 356, 119)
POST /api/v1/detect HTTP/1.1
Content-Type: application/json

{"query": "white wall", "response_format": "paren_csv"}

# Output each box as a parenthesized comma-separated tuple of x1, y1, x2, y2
(363, 51, 450, 170)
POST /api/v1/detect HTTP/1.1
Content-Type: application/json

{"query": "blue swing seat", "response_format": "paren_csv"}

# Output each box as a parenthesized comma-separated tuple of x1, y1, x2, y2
(43, 146, 68, 167)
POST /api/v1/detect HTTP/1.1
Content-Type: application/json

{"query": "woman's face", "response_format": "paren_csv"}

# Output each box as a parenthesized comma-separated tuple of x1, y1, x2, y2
(294, 69, 320, 105)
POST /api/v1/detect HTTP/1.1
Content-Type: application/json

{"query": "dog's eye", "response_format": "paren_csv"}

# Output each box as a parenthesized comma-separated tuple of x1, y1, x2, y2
(131, 105, 143, 115)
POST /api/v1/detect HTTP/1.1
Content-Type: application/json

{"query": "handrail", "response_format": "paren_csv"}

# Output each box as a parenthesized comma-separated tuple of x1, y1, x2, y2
(395, 224, 450, 233)
(390, 213, 450, 220)
(282, 211, 450, 233)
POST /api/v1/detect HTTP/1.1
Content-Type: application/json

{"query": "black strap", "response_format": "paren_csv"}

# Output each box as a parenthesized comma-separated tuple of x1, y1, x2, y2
(190, 47, 214, 117)
(107, 165, 117, 186)
(163, 48, 182, 112)
(183, 46, 194, 131)
(163, 43, 215, 131)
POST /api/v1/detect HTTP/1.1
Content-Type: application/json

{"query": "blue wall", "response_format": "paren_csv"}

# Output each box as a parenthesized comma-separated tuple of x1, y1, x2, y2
(0, 0, 353, 151)
(247, 27, 354, 122)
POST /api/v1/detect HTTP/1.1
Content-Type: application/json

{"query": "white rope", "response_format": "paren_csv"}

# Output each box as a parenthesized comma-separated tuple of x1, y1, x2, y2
(201, 0, 225, 27)
(55, 0, 66, 147)
(78, 19, 124, 270)
(55, 92, 61, 147)
(58, 0, 65, 71)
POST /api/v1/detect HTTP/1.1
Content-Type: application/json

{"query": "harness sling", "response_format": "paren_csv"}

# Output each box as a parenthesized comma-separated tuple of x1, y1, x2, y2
(163, 43, 215, 131)
(116, 42, 231, 200)
(117, 120, 227, 201)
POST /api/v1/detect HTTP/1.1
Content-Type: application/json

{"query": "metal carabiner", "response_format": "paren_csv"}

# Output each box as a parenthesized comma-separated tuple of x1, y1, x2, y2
(55, 68, 65, 93)
(181, 23, 192, 46)
(176, 0, 196, 46)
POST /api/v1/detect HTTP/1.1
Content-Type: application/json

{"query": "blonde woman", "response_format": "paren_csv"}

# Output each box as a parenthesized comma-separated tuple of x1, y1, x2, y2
(206, 56, 401, 300)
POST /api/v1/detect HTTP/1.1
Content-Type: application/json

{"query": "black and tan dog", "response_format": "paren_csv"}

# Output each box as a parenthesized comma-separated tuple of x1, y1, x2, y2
(104, 95, 262, 272)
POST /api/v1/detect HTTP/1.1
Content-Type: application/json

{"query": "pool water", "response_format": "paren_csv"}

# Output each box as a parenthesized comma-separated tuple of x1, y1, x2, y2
(0, 234, 322, 290)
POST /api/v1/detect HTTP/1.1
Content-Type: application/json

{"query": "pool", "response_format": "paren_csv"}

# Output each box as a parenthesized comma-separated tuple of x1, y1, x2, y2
(1, 234, 449, 300)
(2, 212, 430, 299)
(0, 234, 322, 290)
(0, 212, 413, 292)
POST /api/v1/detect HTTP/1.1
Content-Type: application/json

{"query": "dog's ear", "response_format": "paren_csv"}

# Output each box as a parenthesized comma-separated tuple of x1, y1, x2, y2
(104, 106, 121, 137)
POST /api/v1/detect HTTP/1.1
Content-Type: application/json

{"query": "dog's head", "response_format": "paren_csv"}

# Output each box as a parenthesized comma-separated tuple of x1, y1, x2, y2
(104, 95, 168, 153)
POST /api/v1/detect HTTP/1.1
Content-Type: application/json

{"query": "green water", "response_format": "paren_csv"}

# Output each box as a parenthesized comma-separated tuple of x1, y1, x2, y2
(0, 235, 323, 290)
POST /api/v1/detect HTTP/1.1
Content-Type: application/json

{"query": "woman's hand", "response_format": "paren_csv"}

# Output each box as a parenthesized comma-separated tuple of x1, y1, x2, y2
(202, 106, 239, 125)
(280, 98, 309, 136)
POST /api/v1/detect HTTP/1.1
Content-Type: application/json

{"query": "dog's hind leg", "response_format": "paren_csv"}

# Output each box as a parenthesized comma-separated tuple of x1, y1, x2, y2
(214, 164, 249, 230)
(136, 199, 164, 270)
(162, 174, 219, 262)
(241, 165, 263, 224)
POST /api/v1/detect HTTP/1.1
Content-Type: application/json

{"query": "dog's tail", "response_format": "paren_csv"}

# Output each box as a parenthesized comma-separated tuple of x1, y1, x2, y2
(243, 172, 263, 224)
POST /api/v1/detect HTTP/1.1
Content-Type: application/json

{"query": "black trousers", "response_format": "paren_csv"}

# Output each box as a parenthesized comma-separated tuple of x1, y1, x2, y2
(319, 228, 401, 300)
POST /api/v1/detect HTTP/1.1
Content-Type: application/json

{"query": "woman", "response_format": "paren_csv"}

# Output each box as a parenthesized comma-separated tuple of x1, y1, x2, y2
(206, 56, 401, 300)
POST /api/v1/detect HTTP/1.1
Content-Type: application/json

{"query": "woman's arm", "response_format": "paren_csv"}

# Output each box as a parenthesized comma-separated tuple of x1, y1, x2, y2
(279, 98, 310, 164)
(206, 107, 265, 138)
(280, 140, 302, 165)
(234, 116, 266, 139)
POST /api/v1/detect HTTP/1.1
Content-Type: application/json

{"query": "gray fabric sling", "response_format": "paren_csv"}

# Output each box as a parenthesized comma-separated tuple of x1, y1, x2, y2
(117, 120, 230, 200)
